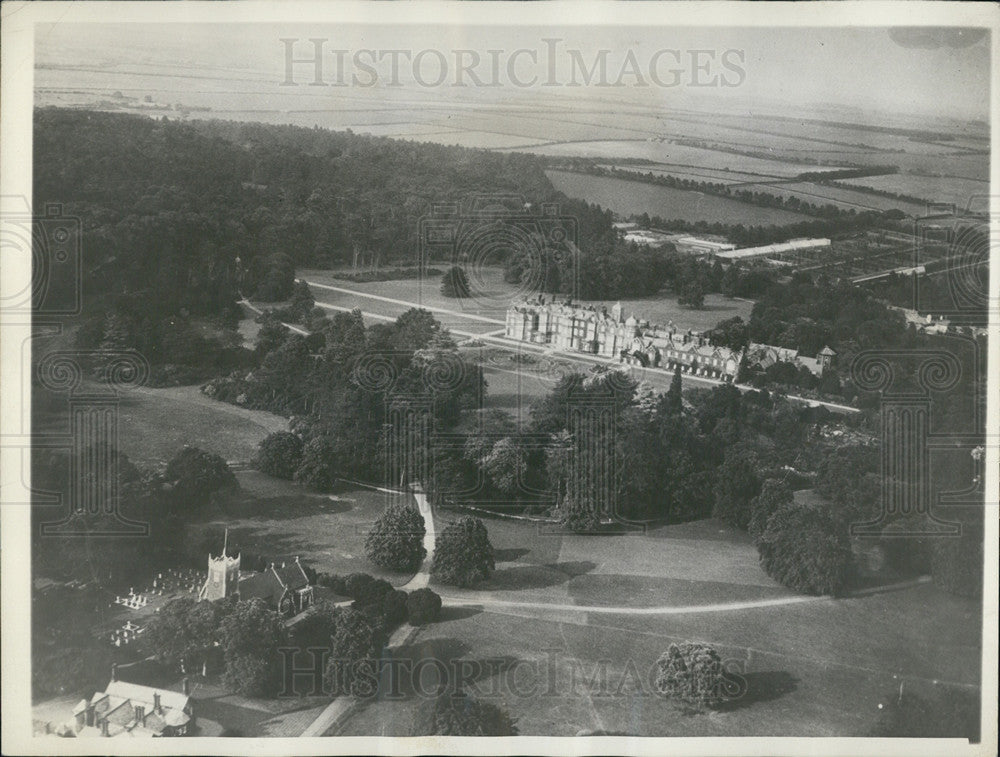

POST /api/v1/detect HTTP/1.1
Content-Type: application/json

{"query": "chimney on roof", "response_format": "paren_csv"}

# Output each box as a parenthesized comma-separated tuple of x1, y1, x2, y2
(153, 692, 161, 714)
(100, 718, 109, 737)
(111, 663, 119, 682)
(135, 705, 144, 725)
(182, 677, 190, 696)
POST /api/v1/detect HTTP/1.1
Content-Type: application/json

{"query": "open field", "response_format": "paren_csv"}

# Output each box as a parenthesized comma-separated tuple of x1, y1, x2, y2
(734, 181, 928, 215)
(601, 163, 795, 185)
(32, 380, 289, 468)
(839, 173, 991, 209)
(336, 514, 980, 737)
(525, 141, 845, 178)
(302, 268, 753, 335)
(194, 472, 418, 586)
(546, 169, 814, 225)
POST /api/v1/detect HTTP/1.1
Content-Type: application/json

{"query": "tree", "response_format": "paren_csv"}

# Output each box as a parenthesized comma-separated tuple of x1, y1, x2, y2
(324, 608, 386, 698)
(164, 446, 237, 507)
(721, 265, 739, 298)
(254, 431, 304, 480)
(818, 369, 842, 397)
(431, 516, 495, 587)
(255, 313, 290, 357)
(344, 573, 393, 606)
(712, 450, 762, 530)
(481, 436, 528, 497)
(294, 436, 339, 491)
(406, 588, 442, 625)
(654, 643, 736, 709)
(748, 478, 794, 540)
(423, 688, 518, 735)
(756, 501, 854, 595)
(218, 598, 287, 697)
(665, 365, 683, 415)
(144, 597, 224, 674)
(440, 266, 471, 298)
(678, 279, 705, 309)
(378, 589, 410, 631)
(706, 316, 749, 352)
(364, 504, 427, 572)
(288, 279, 315, 322)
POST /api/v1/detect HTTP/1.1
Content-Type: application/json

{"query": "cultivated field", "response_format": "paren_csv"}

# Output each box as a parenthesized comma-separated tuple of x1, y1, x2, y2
(546, 170, 815, 225)
(732, 181, 928, 215)
(840, 173, 991, 210)
(526, 142, 842, 179)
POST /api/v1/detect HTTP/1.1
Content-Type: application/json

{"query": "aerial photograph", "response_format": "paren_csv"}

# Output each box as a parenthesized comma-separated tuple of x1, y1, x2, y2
(2, 6, 994, 754)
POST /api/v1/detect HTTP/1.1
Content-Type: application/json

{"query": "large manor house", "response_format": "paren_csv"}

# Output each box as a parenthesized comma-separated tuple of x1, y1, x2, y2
(505, 297, 835, 380)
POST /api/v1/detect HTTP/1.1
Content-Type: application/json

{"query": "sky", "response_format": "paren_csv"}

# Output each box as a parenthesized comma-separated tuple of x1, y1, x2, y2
(34, 23, 991, 124)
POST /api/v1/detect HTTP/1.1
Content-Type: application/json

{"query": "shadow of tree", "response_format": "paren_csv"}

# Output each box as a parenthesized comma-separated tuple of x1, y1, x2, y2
(484, 560, 596, 591)
(715, 670, 799, 712)
(437, 605, 483, 623)
(494, 547, 530, 563)
(381, 638, 523, 700)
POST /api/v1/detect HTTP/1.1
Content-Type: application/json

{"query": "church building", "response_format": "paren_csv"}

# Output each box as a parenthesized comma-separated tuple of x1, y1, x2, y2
(198, 534, 314, 616)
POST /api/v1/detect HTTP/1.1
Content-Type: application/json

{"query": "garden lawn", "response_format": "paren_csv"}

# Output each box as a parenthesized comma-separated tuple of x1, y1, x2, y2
(193, 471, 420, 586)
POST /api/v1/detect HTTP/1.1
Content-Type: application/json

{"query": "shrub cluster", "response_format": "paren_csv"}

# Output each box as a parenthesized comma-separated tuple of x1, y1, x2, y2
(320, 572, 443, 632)
(406, 588, 443, 625)
(654, 643, 731, 709)
(364, 504, 427, 572)
(254, 431, 304, 480)
(424, 688, 518, 736)
(431, 517, 495, 587)
(755, 500, 853, 595)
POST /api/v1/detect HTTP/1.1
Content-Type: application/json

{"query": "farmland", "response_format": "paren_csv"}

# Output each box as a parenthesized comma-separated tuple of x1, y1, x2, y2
(726, 181, 928, 215)
(525, 141, 843, 178)
(546, 169, 814, 225)
(839, 173, 991, 209)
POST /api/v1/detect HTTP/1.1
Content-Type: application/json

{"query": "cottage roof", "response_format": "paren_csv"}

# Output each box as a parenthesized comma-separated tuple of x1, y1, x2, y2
(818, 345, 837, 356)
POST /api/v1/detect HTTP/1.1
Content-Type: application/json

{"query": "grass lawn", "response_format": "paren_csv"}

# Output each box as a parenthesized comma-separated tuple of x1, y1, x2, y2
(478, 363, 557, 422)
(33, 380, 289, 468)
(193, 471, 419, 586)
(333, 513, 980, 737)
(300, 266, 753, 337)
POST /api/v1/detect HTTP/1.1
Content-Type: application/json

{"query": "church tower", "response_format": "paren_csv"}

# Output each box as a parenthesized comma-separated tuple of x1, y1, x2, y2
(198, 529, 240, 602)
